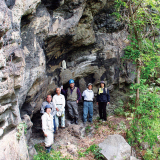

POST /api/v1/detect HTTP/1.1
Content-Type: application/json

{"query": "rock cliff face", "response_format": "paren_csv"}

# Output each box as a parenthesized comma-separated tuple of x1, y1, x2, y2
(0, 0, 136, 159)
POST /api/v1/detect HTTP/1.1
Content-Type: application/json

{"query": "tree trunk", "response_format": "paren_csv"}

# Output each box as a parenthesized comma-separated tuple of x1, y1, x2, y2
(128, 0, 141, 107)
(135, 62, 140, 107)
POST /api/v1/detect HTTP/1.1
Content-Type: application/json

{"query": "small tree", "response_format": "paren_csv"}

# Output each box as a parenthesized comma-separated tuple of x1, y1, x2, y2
(114, 0, 160, 106)
(113, 0, 160, 157)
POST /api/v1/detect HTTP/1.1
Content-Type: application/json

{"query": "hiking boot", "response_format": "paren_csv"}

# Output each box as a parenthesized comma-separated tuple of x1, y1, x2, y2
(75, 119, 78, 125)
(89, 121, 93, 124)
(71, 118, 74, 124)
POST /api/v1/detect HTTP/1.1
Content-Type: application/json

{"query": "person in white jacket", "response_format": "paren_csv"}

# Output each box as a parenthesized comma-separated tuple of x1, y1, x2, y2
(82, 83, 94, 125)
(41, 105, 54, 153)
(53, 88, 65, 130)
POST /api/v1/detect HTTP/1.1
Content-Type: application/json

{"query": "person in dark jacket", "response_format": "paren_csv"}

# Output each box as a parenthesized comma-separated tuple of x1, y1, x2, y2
(96, 81, 110, 121)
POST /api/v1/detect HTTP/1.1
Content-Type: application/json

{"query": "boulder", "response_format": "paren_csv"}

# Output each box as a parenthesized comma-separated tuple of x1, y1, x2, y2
(99, 134, 131, 160)
(130, 156, 139, 160)
(0, 128, 29, 160)
(60, 69, 72, 85)
(28, 145, 37, 160)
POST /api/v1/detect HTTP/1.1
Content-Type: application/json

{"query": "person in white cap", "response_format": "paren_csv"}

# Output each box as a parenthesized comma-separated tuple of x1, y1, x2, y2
(82, 83, 94, 124)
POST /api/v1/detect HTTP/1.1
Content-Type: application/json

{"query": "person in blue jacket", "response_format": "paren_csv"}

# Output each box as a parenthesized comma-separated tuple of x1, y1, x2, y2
(96, 81, 110, 121)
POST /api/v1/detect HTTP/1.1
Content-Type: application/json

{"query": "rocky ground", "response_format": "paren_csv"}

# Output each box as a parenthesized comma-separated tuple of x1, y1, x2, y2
(31, 115, 141, 160)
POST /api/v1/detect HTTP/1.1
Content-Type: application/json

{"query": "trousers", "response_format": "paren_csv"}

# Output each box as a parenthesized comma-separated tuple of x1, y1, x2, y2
(53, 118, 56, 132)
(55, 104, 65, 128)
(83, 101, 93, 122)
(98, 102, 107, 121)
(67, 101, 78, 119)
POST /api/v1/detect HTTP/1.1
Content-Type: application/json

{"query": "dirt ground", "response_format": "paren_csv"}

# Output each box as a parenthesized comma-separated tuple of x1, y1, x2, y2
(48, 115, 135, 160)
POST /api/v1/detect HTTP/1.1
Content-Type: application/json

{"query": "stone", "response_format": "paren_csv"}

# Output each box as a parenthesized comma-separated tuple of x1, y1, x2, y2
(67, 124, 83, 139)
(71, 24, 96, 46)
(99, 134, 131, 160)
(28, 145, 37, 160)
(0, 128, 29, 160)
(141, 142, 149, 150)
(67, 144, 78, 155)
(0, 103, 12, 114)
(0, 128, 4, 136)
(0, 1, 12, 38)
(79, 78, 86, 93)
(60, 69, 72, 85)
(130, 156, 139, 160)
(22, 114, 33, 127)
(0, 52, 6, 68)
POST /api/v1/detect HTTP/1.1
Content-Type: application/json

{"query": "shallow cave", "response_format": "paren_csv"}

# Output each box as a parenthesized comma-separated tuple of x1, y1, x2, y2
(27, 75, 98, 140)
(30, 100, 85, 139)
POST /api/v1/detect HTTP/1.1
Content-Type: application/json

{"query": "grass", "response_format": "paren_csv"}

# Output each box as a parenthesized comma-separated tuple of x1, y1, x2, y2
(33, 144, 72, 160)
(78, 144, 104, 160)
(85, 125, 91, 134)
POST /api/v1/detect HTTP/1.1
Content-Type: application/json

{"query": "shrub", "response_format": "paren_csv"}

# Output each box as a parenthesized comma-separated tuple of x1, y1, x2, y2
(34, 144, 72, 160)
(126, 85, 160, 159)
(114, 107, 125, 116)
(78, 144, 104, 160)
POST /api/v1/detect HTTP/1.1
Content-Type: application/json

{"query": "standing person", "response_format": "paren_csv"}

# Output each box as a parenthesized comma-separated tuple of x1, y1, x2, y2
(96, 81, 110, 121)
(41, 105, 54, 153)
(82, 83, 94, 125)
(53, 88, 65, 130)
(40, 95, 56, 133)
(61, 79, 81, 124)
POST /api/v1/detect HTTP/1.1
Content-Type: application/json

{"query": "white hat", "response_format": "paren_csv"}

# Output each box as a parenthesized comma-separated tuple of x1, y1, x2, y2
(56, 111, 62, 117)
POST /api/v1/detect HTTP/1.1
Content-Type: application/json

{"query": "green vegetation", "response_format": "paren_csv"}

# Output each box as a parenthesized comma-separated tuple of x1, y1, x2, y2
(119, 121, 126, 131)
(126, 85, 160, 158)
(94, 118, 104, 130)
(143, 147, 160, 160)
(33, 144, 72, 160)
(85, 125, 91, 134)
(113, 0, 160, 158)
(16, 122, 27, 140)
(114, 107, 125, 116)
(78, 144, 104, 160)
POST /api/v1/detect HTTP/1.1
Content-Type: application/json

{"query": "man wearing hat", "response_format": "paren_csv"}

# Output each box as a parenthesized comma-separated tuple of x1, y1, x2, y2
(61, 79, 81, 124)
(96, 81, 110, 121)
(41, 105, 54, 153)
(82, 83, 94, 125)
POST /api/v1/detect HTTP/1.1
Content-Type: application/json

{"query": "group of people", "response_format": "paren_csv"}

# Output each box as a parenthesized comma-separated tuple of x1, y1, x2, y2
(40, 79, 110, 153)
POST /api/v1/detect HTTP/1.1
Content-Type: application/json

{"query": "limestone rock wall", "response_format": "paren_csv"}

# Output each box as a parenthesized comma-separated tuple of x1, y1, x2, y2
(0, 0, 136, 159)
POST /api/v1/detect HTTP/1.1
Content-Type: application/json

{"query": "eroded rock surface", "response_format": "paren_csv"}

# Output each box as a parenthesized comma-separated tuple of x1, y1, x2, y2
(0, 0, 136, 159)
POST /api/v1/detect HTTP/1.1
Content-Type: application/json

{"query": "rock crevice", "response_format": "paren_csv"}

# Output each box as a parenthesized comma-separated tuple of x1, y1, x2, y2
(0, 0, 136, 159)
